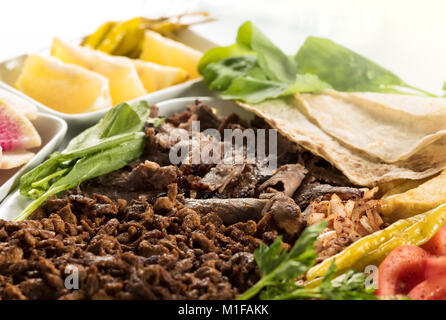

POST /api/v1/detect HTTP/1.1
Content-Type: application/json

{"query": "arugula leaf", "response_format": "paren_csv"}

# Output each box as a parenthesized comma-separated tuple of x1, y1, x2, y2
(238, 222, 377, 300)
(17, 101, 151, 221)
(295, 36, 437, 97)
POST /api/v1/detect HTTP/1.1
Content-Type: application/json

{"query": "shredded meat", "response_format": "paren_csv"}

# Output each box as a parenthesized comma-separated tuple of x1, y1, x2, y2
(183, 198, 268, 225)
(307, 192, 383, 263)
(259, 164, 307, 197)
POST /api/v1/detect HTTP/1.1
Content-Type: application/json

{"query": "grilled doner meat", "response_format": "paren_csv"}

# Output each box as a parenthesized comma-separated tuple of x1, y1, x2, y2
(0, 100, 384, 299)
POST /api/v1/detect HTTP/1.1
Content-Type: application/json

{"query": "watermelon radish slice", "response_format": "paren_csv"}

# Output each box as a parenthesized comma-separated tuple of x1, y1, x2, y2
(0, 149, 35, 169)
(0, 88, 37, 120)
(0, 100, 41, 152)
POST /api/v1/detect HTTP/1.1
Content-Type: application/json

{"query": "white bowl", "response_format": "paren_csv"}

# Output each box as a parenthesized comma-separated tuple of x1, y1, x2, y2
(0, 96, 253, 220)
(0, 112, 67, 204)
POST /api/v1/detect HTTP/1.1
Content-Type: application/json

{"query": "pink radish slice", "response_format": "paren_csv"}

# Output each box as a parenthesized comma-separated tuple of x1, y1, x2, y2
(0, 88, 38, 120)
(0, 149, 35, 169)
(0, 100, 41, 151)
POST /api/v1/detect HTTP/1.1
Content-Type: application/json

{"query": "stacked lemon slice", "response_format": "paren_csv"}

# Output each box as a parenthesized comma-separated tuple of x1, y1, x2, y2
(15, 19, 204, 114)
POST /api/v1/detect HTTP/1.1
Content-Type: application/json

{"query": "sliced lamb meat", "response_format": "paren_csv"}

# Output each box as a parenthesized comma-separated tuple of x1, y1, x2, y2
(201, 163, 245, 192)
(126, 161, 178, 191)
(143, 128, 171, 166)
(306, 164, 353, 186)
(294, 183, 363, 211)
(201, 162, 258, 198)
(149, 105, 159, 118)
(183, 198, 268, 225)
(80, 161, 178, 202)
(259, 193, 305, 236)
(191, 101, 222, 130)
(259, 164, 307, 197)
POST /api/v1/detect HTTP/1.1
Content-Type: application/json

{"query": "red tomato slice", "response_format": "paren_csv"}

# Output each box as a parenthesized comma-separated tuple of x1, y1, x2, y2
(408, 276, 446, 300)
(421, 226, 446, 255)
(423, 256, 446, 279)
(377, 245, 430, 296)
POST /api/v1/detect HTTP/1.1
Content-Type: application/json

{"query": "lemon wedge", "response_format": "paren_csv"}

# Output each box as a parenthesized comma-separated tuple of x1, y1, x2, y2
(51, 37, 146, 104)
(133, 59, 188, 93)
(15, 54, 111, 114)
(140, 30, 202, 79)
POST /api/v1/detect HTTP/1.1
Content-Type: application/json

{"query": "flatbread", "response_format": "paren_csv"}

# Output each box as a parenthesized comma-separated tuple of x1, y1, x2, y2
(297, 90, 446, 163)
(237, 96, 446, 186)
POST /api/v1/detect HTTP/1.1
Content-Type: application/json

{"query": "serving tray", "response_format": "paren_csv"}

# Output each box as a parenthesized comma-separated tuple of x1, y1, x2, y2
(0, 96, 254, 220)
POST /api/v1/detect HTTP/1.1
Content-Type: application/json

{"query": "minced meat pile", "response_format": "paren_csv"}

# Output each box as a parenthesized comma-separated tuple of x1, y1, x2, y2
(0, 100, 383, 300)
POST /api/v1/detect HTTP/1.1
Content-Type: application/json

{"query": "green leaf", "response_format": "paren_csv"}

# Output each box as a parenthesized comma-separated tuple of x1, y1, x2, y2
(237, 221, 327, 300)
(147, 117, 166, 128)
(220, 73, 330, 103)
(295, 36, 436, 96)
(65, 101, 150, 151)
(238, 221, 377, 300)
(20, 132, 142, 197)
(17, 135, 146, 221)
(296, 36, 405, 92)
(18, 101, 151, 220)
(237, 21, 298, 83)
(199, 22, 330, 103)
(284, 73, 332, 95)
(287, 221, 326, 261)
(254, 236, 288, 276)
(273, 260, 309, 281)
(221, 77, 289, 103)
(204, 55, 258, 91)
(198, 43, 254, 74)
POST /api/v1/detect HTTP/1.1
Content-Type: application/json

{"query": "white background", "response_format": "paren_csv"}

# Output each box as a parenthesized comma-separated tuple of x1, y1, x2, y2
(0, 0, 445, 94)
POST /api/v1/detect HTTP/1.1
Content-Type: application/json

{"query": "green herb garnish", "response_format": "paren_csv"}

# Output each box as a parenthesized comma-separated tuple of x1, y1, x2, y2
(16, 101, 151, 221)
(237, 221, 377, 300)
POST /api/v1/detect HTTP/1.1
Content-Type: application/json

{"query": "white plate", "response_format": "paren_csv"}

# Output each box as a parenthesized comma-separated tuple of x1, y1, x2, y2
(0, 112, 67, 204)
(0, 29, 217, 127)
(0, 96, 254, 221)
